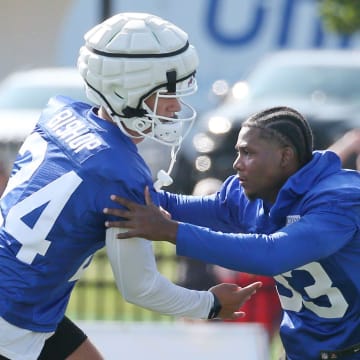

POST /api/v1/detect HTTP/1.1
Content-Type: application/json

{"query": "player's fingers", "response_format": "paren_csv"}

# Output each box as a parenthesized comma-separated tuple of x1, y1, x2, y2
(239, 281, 262, 296)
(116, 230, 137, 239)
(232, 281, 262, 306)
(160, 206, 172, 219)
(231, 312, 246, 320)
(103, 207, 129, 218)
(144, 186, 153, 206)
(105, 215, 134, 227)
(110, 194, 137, 210)
(104, 220, 126, 228)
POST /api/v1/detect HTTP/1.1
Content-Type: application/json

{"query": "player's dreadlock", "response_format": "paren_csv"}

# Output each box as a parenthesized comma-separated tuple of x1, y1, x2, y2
(242, 106, 314, 166)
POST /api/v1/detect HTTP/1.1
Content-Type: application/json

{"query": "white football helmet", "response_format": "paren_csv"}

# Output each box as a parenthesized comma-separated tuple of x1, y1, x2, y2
(77, 12, 199, 147)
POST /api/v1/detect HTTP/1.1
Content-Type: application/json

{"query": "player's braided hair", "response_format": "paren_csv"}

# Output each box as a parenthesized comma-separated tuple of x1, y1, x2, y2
(242, 106, 314, 166)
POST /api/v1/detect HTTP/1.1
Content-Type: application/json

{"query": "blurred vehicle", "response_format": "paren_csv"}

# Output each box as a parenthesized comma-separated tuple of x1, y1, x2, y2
(0, 67, 171, 182)
(169, 50, 360, 194)
(0, 67, 89, 142)
(0, 67, 89, 174)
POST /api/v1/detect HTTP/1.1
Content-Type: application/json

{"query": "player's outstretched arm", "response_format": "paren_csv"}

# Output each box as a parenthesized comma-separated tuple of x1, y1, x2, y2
(104, 186, 178, 244)
(105, 226, 262, 320)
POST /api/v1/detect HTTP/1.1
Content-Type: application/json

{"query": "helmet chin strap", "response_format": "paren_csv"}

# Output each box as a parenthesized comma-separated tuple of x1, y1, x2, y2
(105, 101, 186, 191)
(112, 108, 180, 191)
(154, 170, 173, 191)
(153, 144, 181, 191)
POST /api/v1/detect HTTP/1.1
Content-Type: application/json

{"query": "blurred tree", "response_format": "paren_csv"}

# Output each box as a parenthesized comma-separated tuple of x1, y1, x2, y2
(318, 0, 360, 34)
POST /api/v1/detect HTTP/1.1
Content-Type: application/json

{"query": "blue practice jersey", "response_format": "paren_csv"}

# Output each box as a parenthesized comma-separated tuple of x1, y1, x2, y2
(159, 151, 360, 360)
(0, 96, 157, 332)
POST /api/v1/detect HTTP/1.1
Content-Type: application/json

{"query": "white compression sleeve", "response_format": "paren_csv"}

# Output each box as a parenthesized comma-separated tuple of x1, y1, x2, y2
(105, 228, 213, 319)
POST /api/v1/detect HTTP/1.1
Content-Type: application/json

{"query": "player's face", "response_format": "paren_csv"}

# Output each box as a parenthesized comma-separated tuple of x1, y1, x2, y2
(233, 127, 289, 204)
(144, 92, 181, 118)
(124, 93, 182, 144)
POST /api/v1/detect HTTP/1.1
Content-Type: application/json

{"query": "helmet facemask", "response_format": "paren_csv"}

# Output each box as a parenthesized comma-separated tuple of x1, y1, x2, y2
(117, 72, 198, 147)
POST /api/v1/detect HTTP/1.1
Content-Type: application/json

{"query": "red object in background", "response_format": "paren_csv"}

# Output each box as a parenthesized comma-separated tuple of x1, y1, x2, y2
(223, 273, 282, 338)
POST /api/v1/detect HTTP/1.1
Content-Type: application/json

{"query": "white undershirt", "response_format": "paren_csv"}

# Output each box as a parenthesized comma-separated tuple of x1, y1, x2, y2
(105, 228, 213, 319)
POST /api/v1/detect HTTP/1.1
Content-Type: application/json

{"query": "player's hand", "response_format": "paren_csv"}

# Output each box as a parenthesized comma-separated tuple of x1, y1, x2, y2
(104, 187, 178, 244)
(209, 282, 262, 320)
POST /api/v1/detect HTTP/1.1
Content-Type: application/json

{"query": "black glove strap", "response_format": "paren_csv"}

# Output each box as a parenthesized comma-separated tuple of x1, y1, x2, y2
(208, 293, 222, 319)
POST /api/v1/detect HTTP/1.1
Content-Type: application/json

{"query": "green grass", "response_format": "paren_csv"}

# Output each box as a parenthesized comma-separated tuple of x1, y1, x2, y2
(270, 333, 284, 360)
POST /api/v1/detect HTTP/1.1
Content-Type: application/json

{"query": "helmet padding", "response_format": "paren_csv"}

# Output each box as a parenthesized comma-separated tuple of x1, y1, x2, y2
(77, 12, 199, 146)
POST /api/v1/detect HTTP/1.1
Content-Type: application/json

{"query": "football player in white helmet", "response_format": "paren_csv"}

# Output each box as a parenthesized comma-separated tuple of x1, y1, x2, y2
(0, 12, 261, 360)
(77, 12, 199, 189)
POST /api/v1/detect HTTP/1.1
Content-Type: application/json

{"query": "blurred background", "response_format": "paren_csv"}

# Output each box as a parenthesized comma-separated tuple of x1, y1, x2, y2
(1, 0, 360, 358)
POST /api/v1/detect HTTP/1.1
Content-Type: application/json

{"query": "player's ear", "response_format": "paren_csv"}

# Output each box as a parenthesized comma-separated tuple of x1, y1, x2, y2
(280, 146, 296, 168)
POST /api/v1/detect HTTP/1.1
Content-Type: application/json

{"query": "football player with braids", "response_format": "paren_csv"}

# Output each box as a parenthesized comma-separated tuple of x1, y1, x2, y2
(106, 106, 360, 360)
(0, 13, 261, 360)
